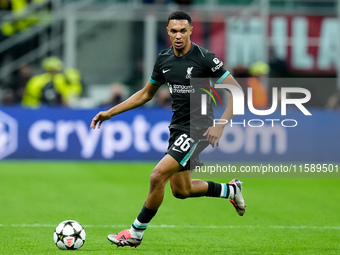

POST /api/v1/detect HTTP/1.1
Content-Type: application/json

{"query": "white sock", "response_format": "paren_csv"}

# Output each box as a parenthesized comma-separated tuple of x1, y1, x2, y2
(228, 184, 235, 199)
(219, 183, 235, 199)
(129, 218, 147, 239)
(129, 227, 144, 239)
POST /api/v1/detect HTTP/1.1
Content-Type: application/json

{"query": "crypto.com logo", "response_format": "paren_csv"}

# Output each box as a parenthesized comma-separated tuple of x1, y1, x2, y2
(0, 111, 18, 159)
(201, 85, 311, 127)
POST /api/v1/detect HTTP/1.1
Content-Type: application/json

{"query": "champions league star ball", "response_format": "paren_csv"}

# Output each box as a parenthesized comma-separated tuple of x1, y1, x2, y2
(53, 220, 86, 250)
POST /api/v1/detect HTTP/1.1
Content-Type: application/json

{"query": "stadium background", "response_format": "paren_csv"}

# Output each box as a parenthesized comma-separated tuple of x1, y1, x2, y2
(0, 1, 339, 254)
(0, 0, 339, 162)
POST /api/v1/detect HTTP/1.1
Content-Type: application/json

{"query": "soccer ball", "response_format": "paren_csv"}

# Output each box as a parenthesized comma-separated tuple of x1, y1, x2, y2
(53, 220, 86, 250)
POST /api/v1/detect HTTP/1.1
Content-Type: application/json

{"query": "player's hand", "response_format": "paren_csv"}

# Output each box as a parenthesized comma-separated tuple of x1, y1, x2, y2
(90, 111, 112, 129)
(203, 125, 224, 148)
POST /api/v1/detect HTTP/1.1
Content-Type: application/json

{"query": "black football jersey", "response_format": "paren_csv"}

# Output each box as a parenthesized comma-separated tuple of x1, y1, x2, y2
(150, 43, 230, 134)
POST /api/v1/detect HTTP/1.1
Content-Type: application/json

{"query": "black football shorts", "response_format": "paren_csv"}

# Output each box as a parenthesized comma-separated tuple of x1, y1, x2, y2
(166, 129, 209, 171)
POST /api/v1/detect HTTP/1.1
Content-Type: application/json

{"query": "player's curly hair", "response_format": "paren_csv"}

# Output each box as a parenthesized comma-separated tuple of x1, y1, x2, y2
(168, 10, 192, 25)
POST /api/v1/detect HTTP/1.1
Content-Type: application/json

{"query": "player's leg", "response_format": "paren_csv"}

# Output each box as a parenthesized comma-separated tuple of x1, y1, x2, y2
(107, 154, 182, 247)
(167, 131, 246, 215)
(170, 167, 246, 216)
(145, 154, 182, 210)
(170, 170, 208, 198)
(170, 170, 233, 199)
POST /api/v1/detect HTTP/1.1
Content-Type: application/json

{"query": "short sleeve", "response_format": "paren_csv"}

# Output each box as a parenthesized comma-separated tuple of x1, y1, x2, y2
(204, 52, 230, 84)
(149, 56, 165, 86)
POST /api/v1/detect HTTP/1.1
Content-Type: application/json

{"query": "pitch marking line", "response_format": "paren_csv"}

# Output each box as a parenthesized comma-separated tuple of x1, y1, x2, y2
(1, 224, 340, 230)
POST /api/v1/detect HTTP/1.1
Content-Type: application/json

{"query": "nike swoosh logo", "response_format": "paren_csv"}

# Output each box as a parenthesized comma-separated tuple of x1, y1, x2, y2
(172, 147, 182, 153)
(162, 69, 170, 73)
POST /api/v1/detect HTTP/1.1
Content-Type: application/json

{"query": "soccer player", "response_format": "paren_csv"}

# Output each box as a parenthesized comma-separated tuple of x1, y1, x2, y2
(90, 10, 246, 248)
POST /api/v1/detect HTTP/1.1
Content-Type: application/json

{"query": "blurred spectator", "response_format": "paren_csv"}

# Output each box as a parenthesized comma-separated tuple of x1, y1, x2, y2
(1, 64, 32, 105)
(102, 82, 129, 107)
(1, 0, 51, 38)
(143, 0, 169, 3)
(247, 61, 269, 109)
(173, 0, 193, 5)
(142, 0, 192, 4)
(154, 87, 171, 108)
(327, 90, 340, 111)
(21, 56, 83, 108)
(268, 47, 289, 78)
(0, 0, 52, 71)
(1, 0, 28, 38)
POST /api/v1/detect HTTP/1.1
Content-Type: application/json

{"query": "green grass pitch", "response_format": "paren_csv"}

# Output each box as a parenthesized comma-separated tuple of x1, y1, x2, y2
(0, 161, 339, 254)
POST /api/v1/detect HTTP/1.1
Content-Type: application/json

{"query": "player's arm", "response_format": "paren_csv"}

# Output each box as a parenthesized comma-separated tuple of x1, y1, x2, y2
(203, 74, 243, 147)
(91, 80, 160, 129)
